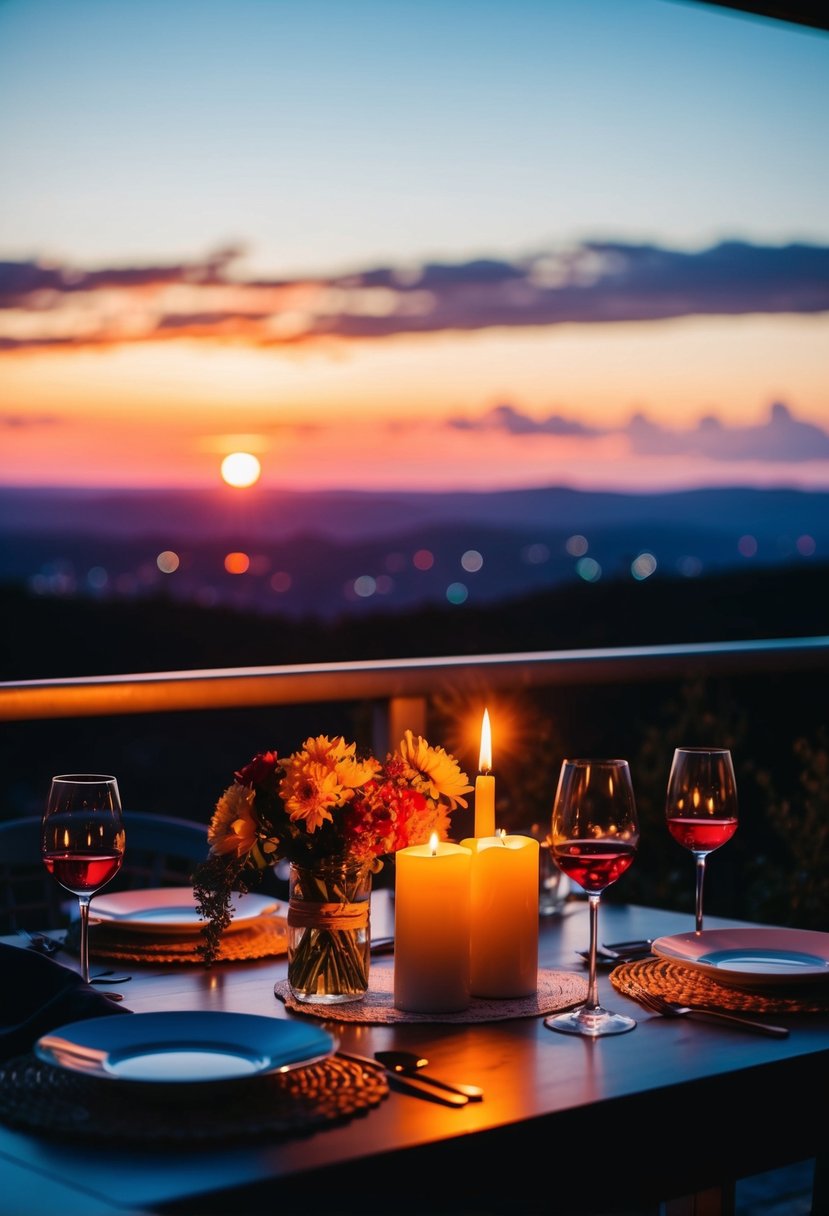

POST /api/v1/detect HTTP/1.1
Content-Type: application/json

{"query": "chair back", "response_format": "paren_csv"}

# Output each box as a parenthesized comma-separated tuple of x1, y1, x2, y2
(0, 812, 208, 934)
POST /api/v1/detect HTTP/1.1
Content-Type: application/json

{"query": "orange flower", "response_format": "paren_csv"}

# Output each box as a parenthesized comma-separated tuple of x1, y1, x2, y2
(280, 758, 349, 832)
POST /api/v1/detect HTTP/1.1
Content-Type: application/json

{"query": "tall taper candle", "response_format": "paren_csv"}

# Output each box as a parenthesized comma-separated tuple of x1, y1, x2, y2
(475, 708, 495, 838)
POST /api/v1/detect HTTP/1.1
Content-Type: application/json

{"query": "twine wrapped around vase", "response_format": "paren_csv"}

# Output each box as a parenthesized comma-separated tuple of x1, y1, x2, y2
(287, 859, 372, 1004)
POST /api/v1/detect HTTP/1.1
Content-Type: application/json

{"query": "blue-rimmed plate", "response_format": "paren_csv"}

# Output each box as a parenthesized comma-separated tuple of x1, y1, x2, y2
(651, 928, 829, 988)
(35, 1011, 336, 1089)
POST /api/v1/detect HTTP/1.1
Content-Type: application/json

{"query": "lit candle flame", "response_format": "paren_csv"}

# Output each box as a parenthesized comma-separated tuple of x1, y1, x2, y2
(498, 829, 507, 845)
(479, 708, 492, 773)
(429, 831, 439, 856)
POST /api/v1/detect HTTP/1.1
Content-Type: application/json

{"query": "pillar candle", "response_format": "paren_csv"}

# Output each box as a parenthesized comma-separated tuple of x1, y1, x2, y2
(393, 836, 472, 1013)
(474, 708, 495, 838)
(461, 832, 539, 998)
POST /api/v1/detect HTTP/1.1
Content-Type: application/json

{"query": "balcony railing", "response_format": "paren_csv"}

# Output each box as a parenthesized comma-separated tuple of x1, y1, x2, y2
(2, 635, 827, 753)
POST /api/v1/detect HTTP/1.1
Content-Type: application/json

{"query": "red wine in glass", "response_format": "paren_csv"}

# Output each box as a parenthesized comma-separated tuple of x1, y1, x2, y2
(554, 840, 637, 892)
(665, 748, 738, 935)
(41, 774, 126, 983)
(42, 852, 124, 894)
(545, 758, 640, 1038)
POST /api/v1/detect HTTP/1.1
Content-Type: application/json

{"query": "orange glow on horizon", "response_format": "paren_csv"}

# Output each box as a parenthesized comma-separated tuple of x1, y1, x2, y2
(1, 316, 828, 493)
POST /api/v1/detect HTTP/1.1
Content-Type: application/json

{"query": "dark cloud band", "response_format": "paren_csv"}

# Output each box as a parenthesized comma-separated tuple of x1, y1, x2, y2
(0, 239, 827, 353)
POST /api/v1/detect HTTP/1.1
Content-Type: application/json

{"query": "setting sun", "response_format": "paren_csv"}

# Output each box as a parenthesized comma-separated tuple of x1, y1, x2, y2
(221, 452, 261, 488)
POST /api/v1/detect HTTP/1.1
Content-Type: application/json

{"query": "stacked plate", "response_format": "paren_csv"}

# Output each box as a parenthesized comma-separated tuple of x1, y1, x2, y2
(84, 887, 288, 963)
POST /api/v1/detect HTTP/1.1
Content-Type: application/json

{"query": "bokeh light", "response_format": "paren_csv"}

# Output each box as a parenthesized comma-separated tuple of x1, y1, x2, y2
(631, 552, 657, 580)
(156, 550, 180, 574)
(576, 557, 602, 582)
(224, 551, 250, 574)
(566, 534, 589, 557)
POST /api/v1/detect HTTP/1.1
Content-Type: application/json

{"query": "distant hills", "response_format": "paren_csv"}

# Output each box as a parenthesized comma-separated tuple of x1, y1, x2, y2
(1, 483, 827, 619)
(2, 482, 827, 541)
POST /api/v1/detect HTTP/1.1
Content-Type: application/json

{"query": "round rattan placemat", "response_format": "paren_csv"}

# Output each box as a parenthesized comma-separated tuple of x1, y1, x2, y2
(610, 957, 829, 1014)
(274, 966, 587, 1023)
(0, 1051, 387, 1143)
(82, 916, 288, 965)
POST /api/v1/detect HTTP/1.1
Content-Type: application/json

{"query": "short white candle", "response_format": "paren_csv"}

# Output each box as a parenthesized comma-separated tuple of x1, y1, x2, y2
(461, 831, 539, 998)
(393, 835, 471, 1013)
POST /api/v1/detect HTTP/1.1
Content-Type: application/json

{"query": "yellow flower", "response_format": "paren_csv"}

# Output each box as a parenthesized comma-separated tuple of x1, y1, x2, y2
(288, 734, 379, 797)
(301, 734, 356, 765)
(280, 758, 348, 832)
(397, 729, 472, 810)
(208, 783, 258, 858)
(338, 752, 381, 788)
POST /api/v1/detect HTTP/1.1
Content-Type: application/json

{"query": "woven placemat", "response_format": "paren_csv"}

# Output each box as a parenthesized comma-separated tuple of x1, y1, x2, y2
(274, 966, 587, 1023)
(0, 1050, 387, 1143)
(82, 915, 288, 965)
(611, 957, 829, 1014)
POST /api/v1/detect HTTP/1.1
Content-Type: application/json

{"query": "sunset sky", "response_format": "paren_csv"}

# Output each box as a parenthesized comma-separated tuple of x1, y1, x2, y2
(2, 0, 828, 493)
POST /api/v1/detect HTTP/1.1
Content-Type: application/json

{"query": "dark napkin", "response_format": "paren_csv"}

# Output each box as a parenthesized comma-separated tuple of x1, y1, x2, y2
(0, 942, 132, 1059)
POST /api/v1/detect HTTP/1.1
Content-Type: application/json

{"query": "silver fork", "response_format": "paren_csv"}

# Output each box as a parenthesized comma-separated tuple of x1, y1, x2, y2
(16, 928, 64, 955)
(633, 987, 789, 1038)
(16, 929, 131, 985)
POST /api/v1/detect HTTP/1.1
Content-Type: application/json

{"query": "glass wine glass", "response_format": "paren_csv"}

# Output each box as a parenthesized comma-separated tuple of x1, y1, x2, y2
(544, 758, 640, 1037)
(41, 774, 126, 983)
(665, 747, 738, 936)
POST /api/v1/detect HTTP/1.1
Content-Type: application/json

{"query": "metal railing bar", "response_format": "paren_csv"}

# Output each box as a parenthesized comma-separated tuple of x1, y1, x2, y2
(1, 636, 827, 722)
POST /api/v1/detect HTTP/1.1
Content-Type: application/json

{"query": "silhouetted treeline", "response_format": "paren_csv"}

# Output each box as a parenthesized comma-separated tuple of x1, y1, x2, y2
(2, 560, 827, 679)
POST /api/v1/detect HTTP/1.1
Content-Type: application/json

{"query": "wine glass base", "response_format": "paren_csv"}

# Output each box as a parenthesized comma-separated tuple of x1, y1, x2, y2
(544, 1006, 637, 1037)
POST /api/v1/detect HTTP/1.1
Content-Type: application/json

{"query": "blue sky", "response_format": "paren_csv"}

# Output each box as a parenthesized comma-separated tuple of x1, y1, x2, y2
(3, 0, 827, 275)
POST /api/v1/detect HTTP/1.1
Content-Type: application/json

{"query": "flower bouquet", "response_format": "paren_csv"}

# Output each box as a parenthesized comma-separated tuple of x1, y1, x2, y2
(193, 731, 471, 1000)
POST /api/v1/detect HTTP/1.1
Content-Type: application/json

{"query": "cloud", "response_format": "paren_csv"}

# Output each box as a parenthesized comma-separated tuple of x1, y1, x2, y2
(449, 403, 601, 437)
(0, 413, 60, 428)
(1, 239, 828, 353)
(627, 400, 829, 462)
(449, 400, 829, 463)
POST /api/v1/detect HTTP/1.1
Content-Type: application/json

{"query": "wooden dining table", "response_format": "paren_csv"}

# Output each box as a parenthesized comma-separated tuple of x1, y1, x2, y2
(1, 895, 826, 1216)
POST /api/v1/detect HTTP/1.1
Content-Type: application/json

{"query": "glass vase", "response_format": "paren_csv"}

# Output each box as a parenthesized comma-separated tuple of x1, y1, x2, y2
(286, 857, 372, 1004)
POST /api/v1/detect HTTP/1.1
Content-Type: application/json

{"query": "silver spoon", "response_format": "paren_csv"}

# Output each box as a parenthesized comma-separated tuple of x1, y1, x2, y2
(337, 1050, 468, 1106)
(374, 1051, 484, 1101)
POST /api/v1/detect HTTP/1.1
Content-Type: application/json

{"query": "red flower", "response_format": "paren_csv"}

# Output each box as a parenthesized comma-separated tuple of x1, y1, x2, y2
(234, 750, 280, 789)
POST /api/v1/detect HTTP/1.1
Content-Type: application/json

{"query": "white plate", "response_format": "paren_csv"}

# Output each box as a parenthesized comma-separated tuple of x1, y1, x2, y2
(35, 1011, 336, 1088)
(89, 887, 280, 935)
(651, 928, 829, 988)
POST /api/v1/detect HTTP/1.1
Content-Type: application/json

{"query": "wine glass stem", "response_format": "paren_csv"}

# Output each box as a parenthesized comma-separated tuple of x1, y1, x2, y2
(585, 894, 601, 1012)
(78, 895, 91, 983)
(694, 855, 707, 935)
